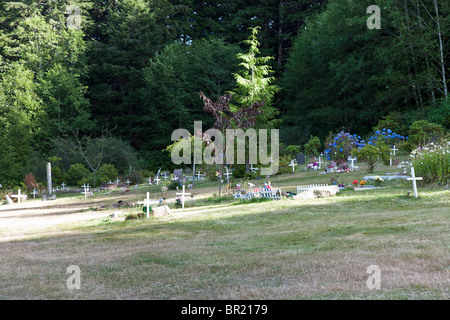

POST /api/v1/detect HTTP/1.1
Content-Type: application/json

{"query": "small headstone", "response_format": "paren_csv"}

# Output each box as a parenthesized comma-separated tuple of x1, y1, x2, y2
(296, 153, 306, 165)
(174, 169, 183, 182)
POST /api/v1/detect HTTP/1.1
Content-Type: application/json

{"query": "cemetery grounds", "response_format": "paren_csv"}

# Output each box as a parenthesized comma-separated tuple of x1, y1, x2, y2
(0, 161, 448, 299)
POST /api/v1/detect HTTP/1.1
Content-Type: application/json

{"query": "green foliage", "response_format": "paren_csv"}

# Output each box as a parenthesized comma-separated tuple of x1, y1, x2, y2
(409, 120, 445, 146)
(285, 145, 301, 156)
(428, 99, 450, 129)
(352, 144, 389, 173)
(303, 136, 321, 158)
(281, 0, 449, 146)
(140, 39, 241, 168)
(230, 27, 280, 127)
(65, 163, 90, 186)
(278, 155, 295, 174)
(97, 164, 119, 185)
(412, 141, 450, 185)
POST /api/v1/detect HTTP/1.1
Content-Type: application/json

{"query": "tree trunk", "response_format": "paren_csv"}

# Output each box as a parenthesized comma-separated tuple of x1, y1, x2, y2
(433, 0, 448, 99)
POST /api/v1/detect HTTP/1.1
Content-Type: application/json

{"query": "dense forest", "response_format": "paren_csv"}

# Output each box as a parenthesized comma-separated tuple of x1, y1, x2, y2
(0, 0, 449, 187)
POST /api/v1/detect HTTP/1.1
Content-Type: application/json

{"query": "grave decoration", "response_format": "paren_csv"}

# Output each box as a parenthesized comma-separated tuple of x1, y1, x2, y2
(233, 181, 281, 201)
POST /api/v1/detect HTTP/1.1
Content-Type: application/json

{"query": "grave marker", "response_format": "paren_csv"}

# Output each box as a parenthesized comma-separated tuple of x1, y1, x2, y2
(297, 153, 306, 165)
(81, 184, 90, 199)
(11, 189, 27, 204)
(31, 188, 38, 199)
(289, 160, 297, 173)
(176, 185, 191, 209)
(348, 156, 357, 171)
(407, 167, 423, 198)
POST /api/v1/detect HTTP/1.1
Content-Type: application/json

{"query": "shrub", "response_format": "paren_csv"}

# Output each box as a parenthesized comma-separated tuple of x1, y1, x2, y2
(325, 131, 362, 161)
(97, 164, 119, 184)
(285, 145, 301, 156)
(428, 99, 450, 129)
(23, 173, 39, 193)
(352, 144, 390, 173)
(278, 155, 295, 174)
(411, 140, 450, 185)
(65, 163, 90, 186)
(303, 135, 321, 158)
(409, 120, 445, 146)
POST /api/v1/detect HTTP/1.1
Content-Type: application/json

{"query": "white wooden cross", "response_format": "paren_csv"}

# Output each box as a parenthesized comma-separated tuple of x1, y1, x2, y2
(390, 145, 399, 166)
(61, 182, 66, 189)
(52, 187, 56, 193)
(348, 156, 357, 171)
(250, 163, 259, 173)
(107, 180, 113, 184)
(407, 167, 423, 198)
(317, 157, 323, 170)
(154, 176, 160, 185)
(115, 178, 120, 185)
(172, 175, 178, 182)
(125, 179, 131, 186)
(390, 145, 398, 156)
(143, 192, 152, 218)
(176, 185, 191, 209)
(163, 173, 168, 181)
(147, 177, 152, 185)
(31, 188, 38, 199)
(81, 183, 90, 199)
(11, 189, 27, 204)
(196, 171, 203, 181)
(289, 160, 297, 173)
(223, 167, 232, 180)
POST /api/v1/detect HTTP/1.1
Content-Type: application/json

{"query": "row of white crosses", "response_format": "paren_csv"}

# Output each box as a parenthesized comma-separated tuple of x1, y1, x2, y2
(81, 183, 90, 199)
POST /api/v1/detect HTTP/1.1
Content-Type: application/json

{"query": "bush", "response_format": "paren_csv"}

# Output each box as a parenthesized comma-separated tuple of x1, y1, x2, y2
(65, 163, 90, 186)
(428, 99, 450, 129)
(409, 120, 445, 146)
(374, 114, 411, 137)
(411, 140, 450, 185)
(23, 173, 39, 193)
(278, 155, 295, 174)
(285, 145, 301, 156)
(352, 144, 390, 173)
(97, 164, 119, 184)
(303, 135, 321, 158)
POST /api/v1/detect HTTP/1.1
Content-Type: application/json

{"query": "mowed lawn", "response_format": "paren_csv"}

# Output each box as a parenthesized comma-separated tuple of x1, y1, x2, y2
(0, 163, 449, 300)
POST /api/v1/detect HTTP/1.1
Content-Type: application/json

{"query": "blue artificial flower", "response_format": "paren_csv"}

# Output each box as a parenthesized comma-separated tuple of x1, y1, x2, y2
(387, 129, 392, 133)
(339, 148, 343, 152)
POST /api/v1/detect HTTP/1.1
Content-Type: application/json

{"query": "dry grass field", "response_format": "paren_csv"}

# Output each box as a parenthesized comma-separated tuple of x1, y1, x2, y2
(0, 168, 449, 299)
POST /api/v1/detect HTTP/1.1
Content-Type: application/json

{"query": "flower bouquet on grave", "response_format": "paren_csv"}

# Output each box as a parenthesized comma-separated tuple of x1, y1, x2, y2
(374, 176, 384, 187)
(352, 180, 359, 187)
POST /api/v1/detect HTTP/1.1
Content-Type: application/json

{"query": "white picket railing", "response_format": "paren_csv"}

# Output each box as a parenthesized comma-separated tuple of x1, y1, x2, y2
(296, 184, 328, 193)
